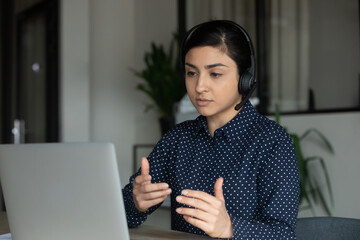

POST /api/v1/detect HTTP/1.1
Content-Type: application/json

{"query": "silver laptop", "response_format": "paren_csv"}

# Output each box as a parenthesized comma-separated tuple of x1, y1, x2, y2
(0, 142, 129, 240)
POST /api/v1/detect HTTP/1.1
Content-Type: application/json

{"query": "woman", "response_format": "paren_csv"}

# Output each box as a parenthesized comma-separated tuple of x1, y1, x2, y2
(122, 20, 299, 239)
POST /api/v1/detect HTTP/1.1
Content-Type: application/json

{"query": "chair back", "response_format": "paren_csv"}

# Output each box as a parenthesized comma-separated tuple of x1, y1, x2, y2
(296, 217, 360, 240)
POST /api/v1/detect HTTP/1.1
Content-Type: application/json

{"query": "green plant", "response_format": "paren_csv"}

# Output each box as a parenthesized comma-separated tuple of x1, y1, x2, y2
(275, 105, 335, 216)
(131, 34, 186, 118)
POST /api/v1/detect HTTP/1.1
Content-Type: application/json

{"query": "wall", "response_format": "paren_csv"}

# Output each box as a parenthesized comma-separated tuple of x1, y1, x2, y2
(268, 0, 359, 112)
(0, 0, 2, 144)
(133, 0, 177, 145)
(280, 112, 360, 218)
(60, 0, 91, 142)
(60, 0, 177, 183)
(0, 0, 2, 210)
(308, 0, 359, 110)
(60, 0, 176, 229)
(88, 0, 137, 186)
(268, 0, 310, 111)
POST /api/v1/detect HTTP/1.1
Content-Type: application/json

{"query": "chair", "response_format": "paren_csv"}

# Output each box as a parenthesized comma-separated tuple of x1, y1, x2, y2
(296, 217, 360, 240)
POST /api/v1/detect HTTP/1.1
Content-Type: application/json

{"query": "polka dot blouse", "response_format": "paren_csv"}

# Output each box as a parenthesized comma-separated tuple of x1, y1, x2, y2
(122, 101, 300, 239)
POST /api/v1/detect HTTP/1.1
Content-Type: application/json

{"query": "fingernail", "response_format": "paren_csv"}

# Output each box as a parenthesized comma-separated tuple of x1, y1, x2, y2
(176, 208, 182, 213)
(176, 196, 182, 202)
(162, 183, 169, 189)
(182, 190, 188, 196)
(166, 189, 172, 194)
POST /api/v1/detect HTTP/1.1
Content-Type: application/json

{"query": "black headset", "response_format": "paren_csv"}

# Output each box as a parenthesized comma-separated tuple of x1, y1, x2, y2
(182, 20, 257, 111)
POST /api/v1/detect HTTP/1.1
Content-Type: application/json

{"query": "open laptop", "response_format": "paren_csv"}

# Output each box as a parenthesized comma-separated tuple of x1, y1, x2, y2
(0, 142, 129, 240)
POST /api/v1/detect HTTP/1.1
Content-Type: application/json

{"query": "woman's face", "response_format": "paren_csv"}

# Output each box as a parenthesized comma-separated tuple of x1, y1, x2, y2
(185, 46, 242, 124)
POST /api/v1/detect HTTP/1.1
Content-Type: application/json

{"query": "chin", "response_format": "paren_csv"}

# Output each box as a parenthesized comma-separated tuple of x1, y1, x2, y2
(195, 107, 214, 117)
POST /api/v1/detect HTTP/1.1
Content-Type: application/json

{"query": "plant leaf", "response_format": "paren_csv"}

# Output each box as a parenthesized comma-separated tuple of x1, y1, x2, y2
(300, 128, 334, 154)
(302, 188, 315, 216)
(305, 156, 334, 215)
(131, 35, 186, 117)
(312, 178, 332, 216)
(317, 156, 334, 207)
(275, 108, 334, 216)
(304, 159, 318, 204)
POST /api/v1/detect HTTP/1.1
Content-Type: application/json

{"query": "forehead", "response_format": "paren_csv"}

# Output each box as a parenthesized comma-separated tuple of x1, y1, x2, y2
(185, 46, 235, 66)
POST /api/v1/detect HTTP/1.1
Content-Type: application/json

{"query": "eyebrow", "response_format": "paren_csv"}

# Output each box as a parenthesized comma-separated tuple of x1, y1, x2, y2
(185, 62, 229, 70)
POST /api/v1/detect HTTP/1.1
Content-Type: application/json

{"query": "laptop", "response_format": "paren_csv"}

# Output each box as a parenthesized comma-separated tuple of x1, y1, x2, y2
(0, 142, 130, 240)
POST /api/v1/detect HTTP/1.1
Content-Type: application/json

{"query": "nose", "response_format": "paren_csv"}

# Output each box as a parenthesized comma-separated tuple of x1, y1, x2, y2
(195, 73, 209, 93)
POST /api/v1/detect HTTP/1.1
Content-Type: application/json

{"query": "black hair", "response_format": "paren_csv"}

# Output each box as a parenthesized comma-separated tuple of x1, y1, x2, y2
(181, 20, 252, 77)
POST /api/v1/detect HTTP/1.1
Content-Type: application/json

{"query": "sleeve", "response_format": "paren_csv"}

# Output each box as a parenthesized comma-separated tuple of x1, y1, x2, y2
(122, 132, 173, 228)
(230, 129, 300, 239)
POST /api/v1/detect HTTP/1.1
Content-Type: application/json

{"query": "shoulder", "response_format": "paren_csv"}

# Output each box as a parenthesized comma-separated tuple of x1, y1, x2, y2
(251, 116, 296, 170)
(235, 102, 290, 143)
(252, 114, 291, 145)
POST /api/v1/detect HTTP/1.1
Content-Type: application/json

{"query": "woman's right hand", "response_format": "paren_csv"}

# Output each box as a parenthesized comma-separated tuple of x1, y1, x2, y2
(132, 157, 172, 212)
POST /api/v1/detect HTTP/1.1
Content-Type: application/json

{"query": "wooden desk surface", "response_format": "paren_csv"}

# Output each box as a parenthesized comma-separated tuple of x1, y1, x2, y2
(0, 212, 210, 239)
(129, 225, 210, 239)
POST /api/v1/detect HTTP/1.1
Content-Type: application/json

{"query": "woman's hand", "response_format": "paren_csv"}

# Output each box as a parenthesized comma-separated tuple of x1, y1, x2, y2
(132, 157, 171, 212)
(176, 177, 233, 238)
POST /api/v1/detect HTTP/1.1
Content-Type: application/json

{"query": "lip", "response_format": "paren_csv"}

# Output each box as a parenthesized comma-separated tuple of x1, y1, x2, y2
(196, 98, 213, 107)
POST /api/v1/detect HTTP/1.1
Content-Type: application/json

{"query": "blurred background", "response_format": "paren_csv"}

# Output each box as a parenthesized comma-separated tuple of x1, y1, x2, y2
(0, 0, 359, 229)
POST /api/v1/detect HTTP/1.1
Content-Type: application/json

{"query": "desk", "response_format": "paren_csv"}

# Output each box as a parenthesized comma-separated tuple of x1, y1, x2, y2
(129, 225, 210, 239)
(0, 212, 210, 239)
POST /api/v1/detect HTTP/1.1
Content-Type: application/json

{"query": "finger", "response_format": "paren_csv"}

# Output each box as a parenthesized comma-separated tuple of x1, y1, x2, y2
(176, 207, 211, 222)
(142, 188, 172, 200)
(141, 157, 150, 175)
(182, 215, 210, 235)
(141, 182, 169, 192)
(135, 195, 168, 212)
(180, 189, 214, 204)
(180, 209, 230, 238)
(214, 177, 224, 201)
(133, 174, 151, 185)
(176, 195, 210, 213)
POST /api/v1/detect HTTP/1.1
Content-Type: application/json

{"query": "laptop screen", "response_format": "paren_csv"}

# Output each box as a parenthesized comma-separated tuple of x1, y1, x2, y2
(0, 142, 129, 240)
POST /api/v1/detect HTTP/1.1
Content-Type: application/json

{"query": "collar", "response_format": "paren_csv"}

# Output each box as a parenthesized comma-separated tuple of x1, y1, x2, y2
(194, 100, 259, 142)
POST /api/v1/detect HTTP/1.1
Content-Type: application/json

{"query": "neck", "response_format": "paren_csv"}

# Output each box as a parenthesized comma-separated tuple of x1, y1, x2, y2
(206, 108, 239, 137)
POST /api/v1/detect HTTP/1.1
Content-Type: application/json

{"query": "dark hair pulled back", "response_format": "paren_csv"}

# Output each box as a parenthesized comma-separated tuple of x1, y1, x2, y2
(181, 20, 252, 77)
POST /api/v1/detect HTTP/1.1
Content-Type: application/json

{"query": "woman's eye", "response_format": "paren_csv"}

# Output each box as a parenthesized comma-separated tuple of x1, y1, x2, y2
(186, 71, 197, 77)
(210, 72, 222, 78)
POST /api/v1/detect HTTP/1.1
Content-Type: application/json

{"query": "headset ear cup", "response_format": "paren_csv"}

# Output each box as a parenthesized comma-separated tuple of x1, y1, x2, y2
(238, 71, 254, 95)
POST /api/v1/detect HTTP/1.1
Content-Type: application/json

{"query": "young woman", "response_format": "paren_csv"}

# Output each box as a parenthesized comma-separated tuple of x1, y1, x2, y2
(122, 20, 299, 239)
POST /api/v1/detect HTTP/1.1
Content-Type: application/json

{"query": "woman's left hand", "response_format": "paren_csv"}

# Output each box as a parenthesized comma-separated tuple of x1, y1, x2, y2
(175, 177, 233, 238)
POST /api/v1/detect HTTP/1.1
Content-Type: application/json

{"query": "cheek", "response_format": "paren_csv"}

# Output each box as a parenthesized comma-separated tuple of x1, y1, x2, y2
(185, 80, 195, 95)
(217, 79, 239, 97)
(185, 82, 197, 106)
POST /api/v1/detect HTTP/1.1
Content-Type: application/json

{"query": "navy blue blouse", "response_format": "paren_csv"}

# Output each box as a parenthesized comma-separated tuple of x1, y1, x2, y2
(122, 101, 299, 239)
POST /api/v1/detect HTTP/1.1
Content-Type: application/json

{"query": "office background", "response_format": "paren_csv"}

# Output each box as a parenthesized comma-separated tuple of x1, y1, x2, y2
(1, 0, 359, 230)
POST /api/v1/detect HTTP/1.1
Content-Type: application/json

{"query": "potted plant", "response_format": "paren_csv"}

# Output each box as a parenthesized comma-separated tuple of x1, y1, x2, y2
(275, 106, 335, 216)
(131, 34, 186, 135)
